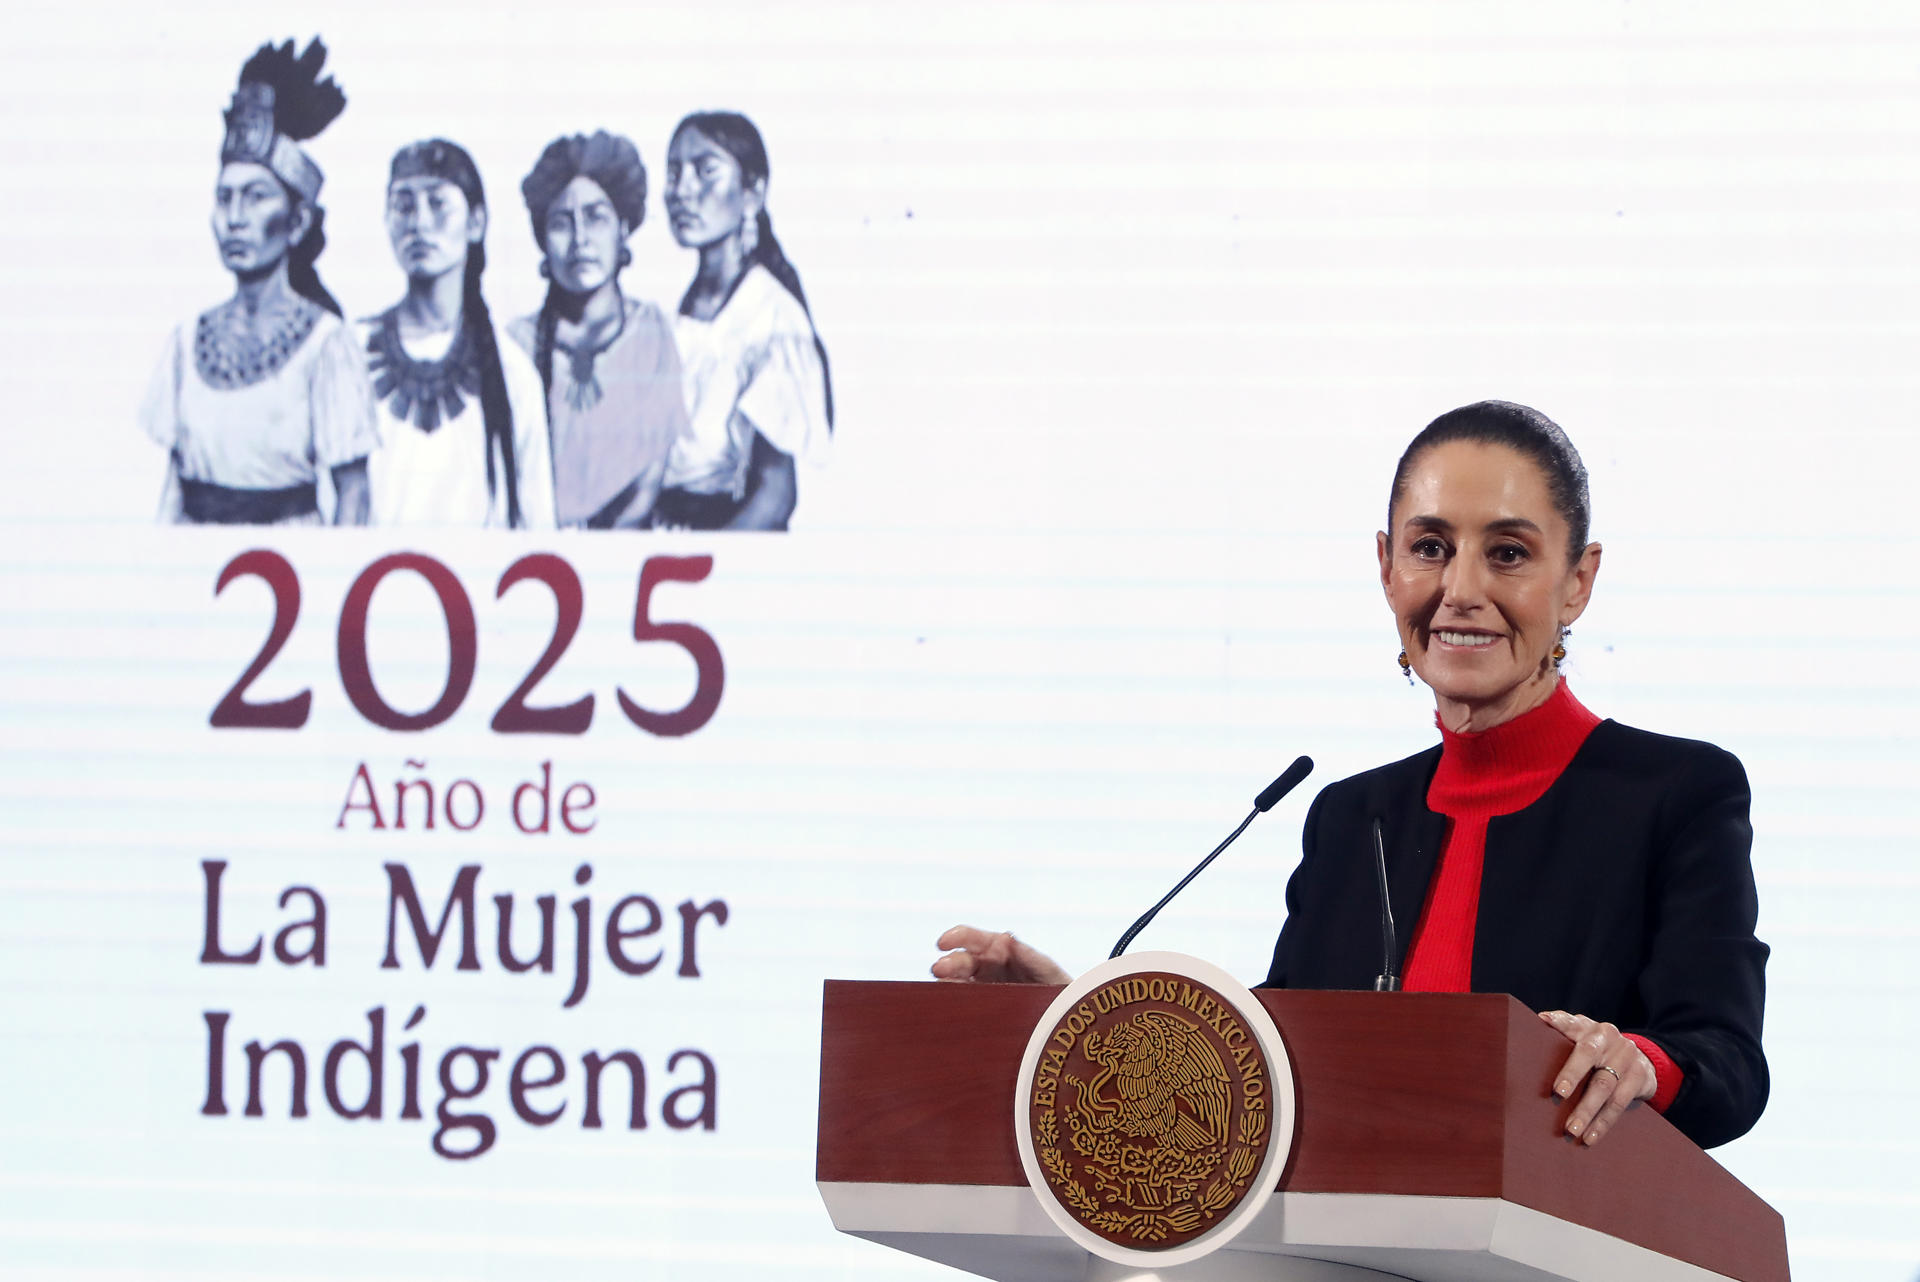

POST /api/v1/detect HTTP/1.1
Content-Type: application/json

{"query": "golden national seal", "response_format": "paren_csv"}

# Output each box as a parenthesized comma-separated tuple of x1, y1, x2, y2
(1025, 970, 1276, 1249)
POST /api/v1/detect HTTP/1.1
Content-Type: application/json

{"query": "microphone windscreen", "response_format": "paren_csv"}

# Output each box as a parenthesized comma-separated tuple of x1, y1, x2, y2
(1255, 755, 1314, 812)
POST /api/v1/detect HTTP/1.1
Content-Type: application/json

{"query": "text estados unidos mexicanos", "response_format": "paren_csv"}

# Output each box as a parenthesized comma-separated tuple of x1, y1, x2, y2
(1030, 979, 1267, 1111)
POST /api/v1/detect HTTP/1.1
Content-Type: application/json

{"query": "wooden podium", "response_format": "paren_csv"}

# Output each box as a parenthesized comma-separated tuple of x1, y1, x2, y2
(817, 981, 1788, 1282)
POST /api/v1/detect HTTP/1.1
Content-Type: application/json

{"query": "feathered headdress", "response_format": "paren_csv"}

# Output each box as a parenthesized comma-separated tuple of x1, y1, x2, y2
(221, 38, 346, 204)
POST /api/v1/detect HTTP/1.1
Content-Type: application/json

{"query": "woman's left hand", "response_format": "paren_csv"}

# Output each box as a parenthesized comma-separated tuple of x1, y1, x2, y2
(1538, 1010, 1656, 1146)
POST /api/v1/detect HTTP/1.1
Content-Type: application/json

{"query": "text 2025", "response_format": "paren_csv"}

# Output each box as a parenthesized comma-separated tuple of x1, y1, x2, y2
(209, 550, 724, 737)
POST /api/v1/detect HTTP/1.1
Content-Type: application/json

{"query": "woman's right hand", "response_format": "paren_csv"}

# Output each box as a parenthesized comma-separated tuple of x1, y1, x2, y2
(931, 925, 1072, 985)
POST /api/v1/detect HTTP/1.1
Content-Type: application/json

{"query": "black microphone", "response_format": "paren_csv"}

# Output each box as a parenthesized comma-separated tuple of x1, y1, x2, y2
(1109, 755, 1314, 959)
(1256, 755, 1315, 813)
(1371, 816, 1399, 991)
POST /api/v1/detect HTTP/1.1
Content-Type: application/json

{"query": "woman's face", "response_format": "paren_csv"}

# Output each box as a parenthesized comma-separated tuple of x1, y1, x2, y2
(210, 162, 306, 277)
(664, 128, 762, 249)
(542, 174, 627, 294)
(385, 175, 483, 280)
(1377, 440, 1601, 730)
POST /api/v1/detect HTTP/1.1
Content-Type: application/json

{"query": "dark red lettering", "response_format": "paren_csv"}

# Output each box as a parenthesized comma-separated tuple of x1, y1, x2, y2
(491, 554, 593, 734)
(616, 555, 725, 737)
(509, 1047, 567, 1126)
(337, 553, 476, 732)
(209, 549, 311, 729)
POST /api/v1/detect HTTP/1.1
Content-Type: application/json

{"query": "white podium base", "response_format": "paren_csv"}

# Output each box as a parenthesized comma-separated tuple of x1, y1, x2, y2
(818, 1183, 1734, 1282)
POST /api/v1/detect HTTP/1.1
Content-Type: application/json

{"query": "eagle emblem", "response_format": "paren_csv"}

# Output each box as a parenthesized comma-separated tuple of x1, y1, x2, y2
(1075, 1011, 1229, 1154)
(1026, 971, 1275, 1249)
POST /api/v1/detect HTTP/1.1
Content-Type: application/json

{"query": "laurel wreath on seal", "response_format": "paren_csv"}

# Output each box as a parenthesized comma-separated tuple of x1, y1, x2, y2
(1036, 1080, 1270, 1239)
(1193, 1110, 1267, 1215)
(1035, 1109, 1102, 1215)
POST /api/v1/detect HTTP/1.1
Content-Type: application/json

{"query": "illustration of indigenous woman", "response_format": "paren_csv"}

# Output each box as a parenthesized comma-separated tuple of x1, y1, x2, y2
(656, 112, 832, 531)
(140, 39, 378, 525)
(361, 140, 555, 528)
(509, 132, 692, 529)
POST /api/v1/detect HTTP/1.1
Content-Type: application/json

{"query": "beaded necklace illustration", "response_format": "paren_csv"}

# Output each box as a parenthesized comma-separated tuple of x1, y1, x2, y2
(539, 302, 630, 413)
(365, 309, 482, 432)
(194, 298, 321, 390)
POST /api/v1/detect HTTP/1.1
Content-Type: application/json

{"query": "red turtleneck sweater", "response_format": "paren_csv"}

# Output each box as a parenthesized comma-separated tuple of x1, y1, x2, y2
(1403, 681, 1682, 1112)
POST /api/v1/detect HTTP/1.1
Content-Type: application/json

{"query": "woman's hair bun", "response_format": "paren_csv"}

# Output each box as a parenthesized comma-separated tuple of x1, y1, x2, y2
(521, 131, 648, 245)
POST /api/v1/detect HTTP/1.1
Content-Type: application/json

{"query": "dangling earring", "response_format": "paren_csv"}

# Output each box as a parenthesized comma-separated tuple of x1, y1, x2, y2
(618, 245, 632, 268)
(537, 259, 550, 279)
(1397, 649, 1413, 685)
(737, 214, 760, 258)
(1552, 627, 1569, 669)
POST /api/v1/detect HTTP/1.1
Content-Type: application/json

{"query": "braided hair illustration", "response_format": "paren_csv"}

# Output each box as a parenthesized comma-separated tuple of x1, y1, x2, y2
(386, 140, 523, 527)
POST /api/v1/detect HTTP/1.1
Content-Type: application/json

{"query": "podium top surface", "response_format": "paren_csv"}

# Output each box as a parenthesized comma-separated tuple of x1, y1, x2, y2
(818, 981, 1787, 1282)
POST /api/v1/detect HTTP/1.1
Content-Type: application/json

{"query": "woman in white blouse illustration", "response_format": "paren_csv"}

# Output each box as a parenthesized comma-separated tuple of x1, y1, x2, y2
(654, 111, 832, 530)
(360, 138, 555, 528)
(141, 39, 378, 525)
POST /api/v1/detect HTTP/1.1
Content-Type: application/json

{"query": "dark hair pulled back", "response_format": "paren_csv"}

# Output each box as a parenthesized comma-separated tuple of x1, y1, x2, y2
(285, 200, 341, 316)
(388, 139, 522, 527)
(1388, 400, 1591, 564)
(521, 131, 648, 395)
(672, 110, 833, 428)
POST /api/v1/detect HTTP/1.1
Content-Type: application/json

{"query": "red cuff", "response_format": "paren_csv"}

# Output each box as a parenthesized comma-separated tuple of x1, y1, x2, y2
(1625, 1033, 1683, 1113)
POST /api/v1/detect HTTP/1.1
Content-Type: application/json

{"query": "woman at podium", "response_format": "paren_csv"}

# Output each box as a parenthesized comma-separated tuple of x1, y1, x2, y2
(935, 401, 1768, 1152)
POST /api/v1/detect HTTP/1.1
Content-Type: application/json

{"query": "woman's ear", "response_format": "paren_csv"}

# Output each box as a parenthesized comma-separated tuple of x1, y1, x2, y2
(466, 203, 488, 245)
(287, 201, 315, 249)
(744, 177, 768, 221)
(1560, 541, 1603, 625)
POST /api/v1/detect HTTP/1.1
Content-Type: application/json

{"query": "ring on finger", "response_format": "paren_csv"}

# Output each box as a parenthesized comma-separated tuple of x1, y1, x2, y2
(1592, 1064, 1622, 1083)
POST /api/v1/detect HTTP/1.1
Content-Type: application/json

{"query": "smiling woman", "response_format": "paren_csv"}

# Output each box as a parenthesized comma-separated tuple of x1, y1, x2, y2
(139, 38, 378, 525)
(936, 401, 1770, 1153)
(1379, 403, 1601, 734)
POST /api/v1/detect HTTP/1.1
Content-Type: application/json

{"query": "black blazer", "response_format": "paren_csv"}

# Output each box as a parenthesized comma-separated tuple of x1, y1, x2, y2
(1262, 720, 1769, 1149)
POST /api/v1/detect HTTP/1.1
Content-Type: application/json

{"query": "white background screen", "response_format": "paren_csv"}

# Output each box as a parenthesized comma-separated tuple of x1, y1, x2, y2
(1, 3, 1916, 1279)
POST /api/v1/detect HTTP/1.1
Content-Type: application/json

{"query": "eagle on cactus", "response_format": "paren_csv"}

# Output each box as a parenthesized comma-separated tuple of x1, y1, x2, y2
(1070, 1010, 1231, 1152)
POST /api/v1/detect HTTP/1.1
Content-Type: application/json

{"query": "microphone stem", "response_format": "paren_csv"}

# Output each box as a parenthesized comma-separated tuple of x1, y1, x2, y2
(1109, 807, 1259, 960)
(1372, 816, 1398, 991)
